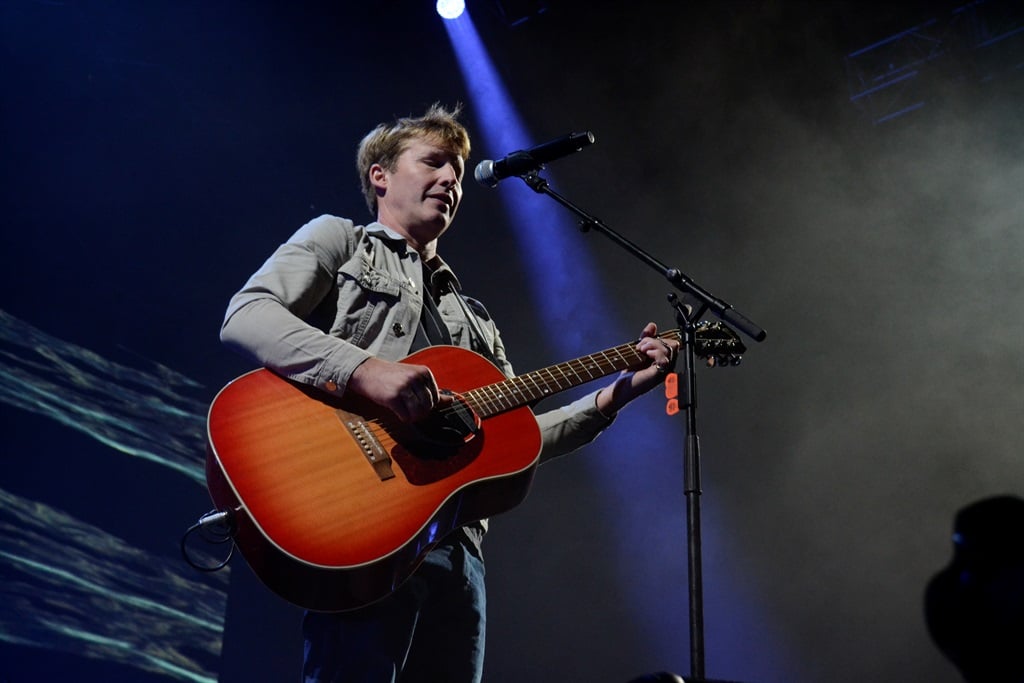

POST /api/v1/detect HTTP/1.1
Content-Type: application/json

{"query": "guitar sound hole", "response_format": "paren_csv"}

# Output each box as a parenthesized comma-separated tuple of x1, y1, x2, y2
(406, 391, 480, 460)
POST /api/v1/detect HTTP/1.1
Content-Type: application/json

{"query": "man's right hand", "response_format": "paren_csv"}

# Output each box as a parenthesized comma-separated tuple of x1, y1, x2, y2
(347, 357, 451, 423)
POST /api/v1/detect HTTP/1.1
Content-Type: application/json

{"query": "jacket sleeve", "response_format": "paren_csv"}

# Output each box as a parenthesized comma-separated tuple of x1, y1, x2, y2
(535, 390, 615, 463)
(219, 215, 372, 395)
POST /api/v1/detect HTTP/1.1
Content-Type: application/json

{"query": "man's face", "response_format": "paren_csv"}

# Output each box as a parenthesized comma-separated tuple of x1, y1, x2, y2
(373, 136, 465, 251)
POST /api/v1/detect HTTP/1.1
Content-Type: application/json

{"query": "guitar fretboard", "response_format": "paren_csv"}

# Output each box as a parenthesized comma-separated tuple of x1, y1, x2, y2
(464, 330, 682, 418)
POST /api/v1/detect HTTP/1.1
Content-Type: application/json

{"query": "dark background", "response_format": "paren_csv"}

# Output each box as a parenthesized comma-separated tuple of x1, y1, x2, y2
(2, 1, 1023, 681)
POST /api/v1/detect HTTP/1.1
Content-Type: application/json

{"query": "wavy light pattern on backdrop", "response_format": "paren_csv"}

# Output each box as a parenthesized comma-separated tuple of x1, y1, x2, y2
(0, 309, 226, 682)
(0, 309, 208, 484)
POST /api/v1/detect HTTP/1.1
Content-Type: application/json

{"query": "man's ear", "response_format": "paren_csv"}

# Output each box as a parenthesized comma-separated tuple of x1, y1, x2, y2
(369, 163, 388, 192)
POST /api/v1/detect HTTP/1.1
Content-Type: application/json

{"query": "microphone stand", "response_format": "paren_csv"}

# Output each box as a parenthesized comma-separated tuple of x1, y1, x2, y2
(517, 170, 766, 681)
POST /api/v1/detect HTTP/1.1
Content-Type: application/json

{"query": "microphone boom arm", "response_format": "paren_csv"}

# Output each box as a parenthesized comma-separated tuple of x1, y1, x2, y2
(519, 171, 766, 343)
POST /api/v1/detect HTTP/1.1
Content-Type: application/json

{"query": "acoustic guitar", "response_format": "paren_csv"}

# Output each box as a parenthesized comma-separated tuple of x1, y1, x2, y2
(205, 323, 742, 611)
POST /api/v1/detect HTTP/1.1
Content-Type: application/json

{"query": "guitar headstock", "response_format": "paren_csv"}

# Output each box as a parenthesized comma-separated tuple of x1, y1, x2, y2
(694, 321, 745, 367)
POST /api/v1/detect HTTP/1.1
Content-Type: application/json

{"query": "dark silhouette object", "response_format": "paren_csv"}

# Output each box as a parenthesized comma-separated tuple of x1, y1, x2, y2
(925, 495, 1024, 682)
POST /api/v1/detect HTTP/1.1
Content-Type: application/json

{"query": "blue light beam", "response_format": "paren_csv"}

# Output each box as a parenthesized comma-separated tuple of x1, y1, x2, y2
(442, 12, 607, 351)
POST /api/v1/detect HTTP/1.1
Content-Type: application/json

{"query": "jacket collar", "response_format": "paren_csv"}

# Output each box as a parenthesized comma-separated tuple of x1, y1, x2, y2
(366, 222, 463, 298)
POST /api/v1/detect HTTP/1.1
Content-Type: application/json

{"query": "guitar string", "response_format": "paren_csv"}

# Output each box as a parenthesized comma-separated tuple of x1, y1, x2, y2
(436, 332, 679, 419)
(446, 329, 686, 418)
(368, 329, 690, 426)
(360, 328, 735, 453)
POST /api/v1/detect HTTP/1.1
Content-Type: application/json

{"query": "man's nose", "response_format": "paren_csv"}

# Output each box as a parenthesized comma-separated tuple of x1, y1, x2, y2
(439, 163, 459, 185)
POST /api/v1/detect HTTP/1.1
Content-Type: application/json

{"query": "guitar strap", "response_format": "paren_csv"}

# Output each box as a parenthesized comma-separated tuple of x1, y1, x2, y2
(450, 287, 503, 369)
(413, 264, 454, 351)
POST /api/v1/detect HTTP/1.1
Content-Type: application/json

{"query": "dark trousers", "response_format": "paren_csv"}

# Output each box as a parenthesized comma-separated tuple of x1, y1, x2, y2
(302, 537, 487, 683)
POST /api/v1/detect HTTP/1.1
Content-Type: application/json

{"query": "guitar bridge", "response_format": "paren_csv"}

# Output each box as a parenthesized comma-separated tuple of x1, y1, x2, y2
(337, 410, 395, 481)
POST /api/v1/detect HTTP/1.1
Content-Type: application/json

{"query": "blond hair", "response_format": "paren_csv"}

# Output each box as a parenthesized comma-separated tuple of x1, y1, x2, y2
(356, 103, 471, 215)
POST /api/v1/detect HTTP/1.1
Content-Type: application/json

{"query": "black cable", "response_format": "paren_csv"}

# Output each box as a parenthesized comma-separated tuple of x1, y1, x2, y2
(180, 509, 236, 572)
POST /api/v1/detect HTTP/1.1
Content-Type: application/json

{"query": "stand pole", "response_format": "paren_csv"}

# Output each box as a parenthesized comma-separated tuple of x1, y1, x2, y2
(678, 306, 705, 677)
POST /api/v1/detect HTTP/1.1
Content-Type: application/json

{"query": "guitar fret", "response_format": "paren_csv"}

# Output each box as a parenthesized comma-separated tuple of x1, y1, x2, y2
(521, 372, 550, 401)
(508, 376, 538, 404)
(574, 355, 603, 379)
(610, 345, 632, 367)
(561, 358, 586, 384)
(537, 366, 568, 392)
(535, 367, 554, 392)
(478, 384, 507, 414)
(503, 378, 523, 405)
(596, 349, 617, 373)
(464, 390, 486, 416)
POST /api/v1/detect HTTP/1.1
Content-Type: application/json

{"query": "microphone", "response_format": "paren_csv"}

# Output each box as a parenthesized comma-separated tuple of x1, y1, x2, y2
(474, 131, 595, 187)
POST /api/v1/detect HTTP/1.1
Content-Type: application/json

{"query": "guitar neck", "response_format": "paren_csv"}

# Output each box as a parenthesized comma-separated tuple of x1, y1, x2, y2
(465, 329, 681, 418)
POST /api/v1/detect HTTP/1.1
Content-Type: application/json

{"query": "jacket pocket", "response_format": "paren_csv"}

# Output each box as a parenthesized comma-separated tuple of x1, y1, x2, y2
(334, 256, 407, 347)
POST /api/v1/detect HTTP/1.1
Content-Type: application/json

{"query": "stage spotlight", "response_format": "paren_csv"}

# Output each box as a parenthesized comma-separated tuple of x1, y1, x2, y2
(436, 0, 465, 20)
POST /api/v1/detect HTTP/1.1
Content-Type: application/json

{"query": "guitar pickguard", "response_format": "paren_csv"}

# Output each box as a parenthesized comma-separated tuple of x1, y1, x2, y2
(407, 390, 481, 453)
(380, 392, 485, 486)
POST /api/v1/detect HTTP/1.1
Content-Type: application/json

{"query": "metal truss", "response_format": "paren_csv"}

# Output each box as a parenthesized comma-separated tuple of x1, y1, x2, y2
(845, 0, 1024, 124)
